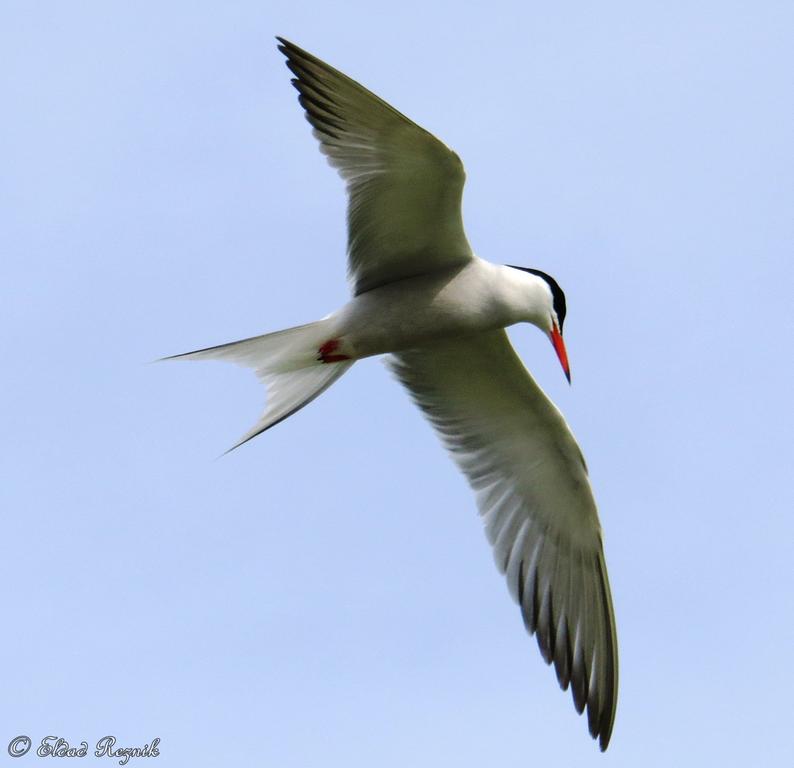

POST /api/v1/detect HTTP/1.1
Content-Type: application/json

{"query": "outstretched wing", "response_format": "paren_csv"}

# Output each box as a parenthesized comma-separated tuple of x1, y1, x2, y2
(278, 38, 473, 295)
(389, 330, 618, 750)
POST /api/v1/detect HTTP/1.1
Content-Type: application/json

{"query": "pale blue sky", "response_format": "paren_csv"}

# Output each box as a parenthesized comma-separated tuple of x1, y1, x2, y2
(2, 1, 792, 766)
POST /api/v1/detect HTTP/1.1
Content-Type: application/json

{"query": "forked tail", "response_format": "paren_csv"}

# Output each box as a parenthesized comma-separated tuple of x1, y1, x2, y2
(165, 320, 353, 450)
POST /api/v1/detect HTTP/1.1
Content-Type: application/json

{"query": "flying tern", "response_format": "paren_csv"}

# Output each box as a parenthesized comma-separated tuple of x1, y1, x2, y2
(169, 37, 618, 750)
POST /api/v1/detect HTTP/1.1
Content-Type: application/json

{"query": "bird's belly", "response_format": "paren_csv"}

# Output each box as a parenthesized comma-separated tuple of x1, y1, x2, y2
(330, 266, 512, 359)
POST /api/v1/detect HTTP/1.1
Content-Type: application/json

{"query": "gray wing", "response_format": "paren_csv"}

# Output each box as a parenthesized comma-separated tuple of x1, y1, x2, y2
(277, 38, 473, 295)
(389, 330, 618, 750)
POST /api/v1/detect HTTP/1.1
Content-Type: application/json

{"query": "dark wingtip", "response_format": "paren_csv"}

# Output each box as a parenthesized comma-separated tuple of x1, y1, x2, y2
(276, 37, 310, 61)
(276, 37, 300, 62)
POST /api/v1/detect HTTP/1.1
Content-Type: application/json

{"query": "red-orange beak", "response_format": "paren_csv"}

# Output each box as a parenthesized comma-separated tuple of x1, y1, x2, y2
(550, 326, 571, 384)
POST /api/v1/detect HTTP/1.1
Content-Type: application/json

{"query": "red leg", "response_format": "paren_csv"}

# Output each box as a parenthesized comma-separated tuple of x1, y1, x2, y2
(318, 339, 351, 363)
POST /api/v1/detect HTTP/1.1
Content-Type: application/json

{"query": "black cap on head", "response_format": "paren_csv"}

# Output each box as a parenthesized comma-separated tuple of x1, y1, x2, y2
(507, 266, 567, 331)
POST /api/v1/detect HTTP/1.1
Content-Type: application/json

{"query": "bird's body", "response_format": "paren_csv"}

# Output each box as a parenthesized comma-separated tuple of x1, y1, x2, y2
(327, 260, 550, 360)
(169, 37, 619, 751)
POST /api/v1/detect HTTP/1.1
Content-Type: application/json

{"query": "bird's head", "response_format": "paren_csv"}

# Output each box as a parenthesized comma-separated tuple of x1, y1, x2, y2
(507, 266, 570, 383)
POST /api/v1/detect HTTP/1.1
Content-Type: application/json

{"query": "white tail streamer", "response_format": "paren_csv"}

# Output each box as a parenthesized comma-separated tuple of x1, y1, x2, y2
(165, 321, 353, 450)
